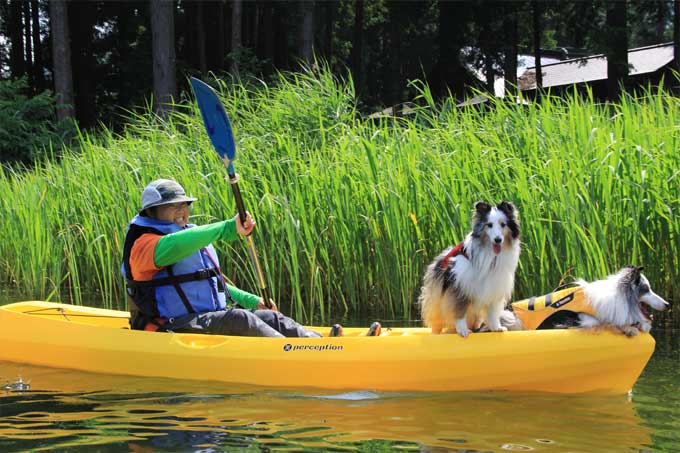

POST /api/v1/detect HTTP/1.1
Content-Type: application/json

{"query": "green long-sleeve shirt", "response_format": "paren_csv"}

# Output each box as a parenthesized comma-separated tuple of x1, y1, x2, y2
(152, 219, 261, 309)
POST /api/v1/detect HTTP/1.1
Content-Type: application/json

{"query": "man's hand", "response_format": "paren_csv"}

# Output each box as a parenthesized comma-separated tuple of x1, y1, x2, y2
(235, 211, 255, 236)
(256, 298, 278, 311)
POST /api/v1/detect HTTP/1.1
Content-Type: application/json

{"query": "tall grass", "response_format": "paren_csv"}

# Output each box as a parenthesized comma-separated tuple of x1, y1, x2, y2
(1, 67, 678, 325)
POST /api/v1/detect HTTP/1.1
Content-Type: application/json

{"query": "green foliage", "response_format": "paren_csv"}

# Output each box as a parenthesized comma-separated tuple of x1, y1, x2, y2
(0, 68, 678, 327)
(628, 1, 674, 47)
(227, 47, 271, 78)
(95, 2, 153, 126)
(0, 78, 73, 163)
(543, 1, 672, 54)
(2, 1, 673, 134)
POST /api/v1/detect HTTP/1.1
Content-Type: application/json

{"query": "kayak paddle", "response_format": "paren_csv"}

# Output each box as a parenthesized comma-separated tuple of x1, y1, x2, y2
(190, 77, 272, 308)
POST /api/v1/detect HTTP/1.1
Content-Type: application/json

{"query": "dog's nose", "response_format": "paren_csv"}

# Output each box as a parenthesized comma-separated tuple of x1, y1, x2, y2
(494, 237, 502, 244)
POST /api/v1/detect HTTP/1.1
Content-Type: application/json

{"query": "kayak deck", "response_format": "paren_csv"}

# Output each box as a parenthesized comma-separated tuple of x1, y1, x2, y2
(0, 301, 656, 394)
(0, 301, 427, 335)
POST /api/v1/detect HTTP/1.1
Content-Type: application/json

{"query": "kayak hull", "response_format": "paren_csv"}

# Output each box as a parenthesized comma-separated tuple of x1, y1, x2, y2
(0, 301, 655, 394)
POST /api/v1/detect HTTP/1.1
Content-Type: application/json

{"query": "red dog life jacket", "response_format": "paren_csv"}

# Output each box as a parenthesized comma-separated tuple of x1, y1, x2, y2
(440, 242, 469, 269)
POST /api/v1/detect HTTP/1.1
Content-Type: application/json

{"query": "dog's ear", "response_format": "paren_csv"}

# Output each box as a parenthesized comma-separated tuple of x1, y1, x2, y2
(474, 201, 491, 215)
(634, 265, 644, 284)
(496, 201, 520, 238)
(623, 265, 643, 286)
(496, 201, 517, 218)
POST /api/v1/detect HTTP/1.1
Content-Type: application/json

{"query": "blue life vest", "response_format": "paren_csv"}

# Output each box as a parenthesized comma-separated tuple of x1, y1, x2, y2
(122, 215, 227, 328)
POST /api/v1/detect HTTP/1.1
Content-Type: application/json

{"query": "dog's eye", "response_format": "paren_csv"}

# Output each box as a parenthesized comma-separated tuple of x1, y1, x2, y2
(500, 222, 506, 228)
(486, 223, 493, 228)
(640, 285, 650, 294)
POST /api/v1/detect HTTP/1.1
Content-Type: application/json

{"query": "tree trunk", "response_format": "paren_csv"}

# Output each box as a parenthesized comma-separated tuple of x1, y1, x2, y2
(350, 0, 364, 92)
(532, 0, 543, 95)
(69, 0, 97, 128)
(606, 0, 628, 102)
(656, 1, 667, 43)
(251, 2, 260, 53)
(115, 2, 133, 108)
(23, 1, 33, 87)
(180, 1, 194, 69)
(299, 0, 314, 66)
(428, 0, 471, 99)
(0, 0, 6, 71)
(504, 3, 518, 99)
(480, 7, 495, 94)
(150, 0, 177, 117)
(274, 2, 289, 69)
(674, 0, 680, 72)
(263, 1, 276, 71)
(217, 0, 226, 70)
(387, 1, 403, 105)
(9, 0, 25, 78)
(324, 1, 334, 62)
(231, 0, 242, 74)
(49, 0, 75, 121)
(31, 0, 44, 90)
(196, 0, 207, 75)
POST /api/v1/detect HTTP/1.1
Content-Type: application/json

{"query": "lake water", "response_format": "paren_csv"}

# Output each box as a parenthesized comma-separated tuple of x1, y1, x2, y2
(0, 329, 678, 452)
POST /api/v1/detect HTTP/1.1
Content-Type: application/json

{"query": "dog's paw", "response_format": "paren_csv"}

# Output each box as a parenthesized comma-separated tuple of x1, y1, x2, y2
(491, 326, 508, 332)
(455, 319, 470, 338)
(620, 325, 640, 337)
(639, 321, 652, 333)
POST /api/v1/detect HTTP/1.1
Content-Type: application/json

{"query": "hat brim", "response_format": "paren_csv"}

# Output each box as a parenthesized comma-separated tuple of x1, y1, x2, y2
(140, 196, 198, 214)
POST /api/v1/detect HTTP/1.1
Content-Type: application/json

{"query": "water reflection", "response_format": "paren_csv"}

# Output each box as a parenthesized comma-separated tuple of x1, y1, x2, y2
(633, 329, 680, 453)
(0, 361, 655, 452)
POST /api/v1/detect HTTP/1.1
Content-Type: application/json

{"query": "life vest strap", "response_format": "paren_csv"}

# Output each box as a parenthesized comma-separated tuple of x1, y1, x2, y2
(144, 317, 167, 332)
(166, 266, 197, 314)
(126, 267, 221, 289)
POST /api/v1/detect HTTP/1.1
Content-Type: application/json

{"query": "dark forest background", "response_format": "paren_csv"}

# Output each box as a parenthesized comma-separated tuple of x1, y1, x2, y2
(1, 0, 679, 164)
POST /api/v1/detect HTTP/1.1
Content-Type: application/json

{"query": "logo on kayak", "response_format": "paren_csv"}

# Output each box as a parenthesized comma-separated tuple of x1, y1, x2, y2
(283, 343, 344, 352)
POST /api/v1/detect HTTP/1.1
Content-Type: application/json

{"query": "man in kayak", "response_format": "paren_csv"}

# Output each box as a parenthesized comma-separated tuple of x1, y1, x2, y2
(121, 178, 321, 338)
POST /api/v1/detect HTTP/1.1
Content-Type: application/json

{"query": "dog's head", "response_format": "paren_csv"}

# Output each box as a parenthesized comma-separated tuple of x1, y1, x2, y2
(618, 265, 669, 321)
(471, 201, 520, 255)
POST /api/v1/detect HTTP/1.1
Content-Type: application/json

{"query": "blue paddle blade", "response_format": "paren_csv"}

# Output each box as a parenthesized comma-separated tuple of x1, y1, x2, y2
(190, 77, 237, 173)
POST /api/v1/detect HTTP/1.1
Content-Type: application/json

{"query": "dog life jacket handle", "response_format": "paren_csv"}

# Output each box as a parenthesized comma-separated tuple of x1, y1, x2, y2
(441, 242, 469, 269)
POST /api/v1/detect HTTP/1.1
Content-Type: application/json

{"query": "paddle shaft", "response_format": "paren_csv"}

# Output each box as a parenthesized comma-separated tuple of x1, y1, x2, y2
(189, 78, 272, 309)
(227, 170, 271, 308)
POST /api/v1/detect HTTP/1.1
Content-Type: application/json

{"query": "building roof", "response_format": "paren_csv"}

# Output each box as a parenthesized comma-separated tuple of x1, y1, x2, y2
(518, 42, 675, 91)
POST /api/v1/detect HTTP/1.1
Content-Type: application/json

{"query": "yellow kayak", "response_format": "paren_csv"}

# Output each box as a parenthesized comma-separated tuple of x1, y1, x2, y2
(0, 301, 655, 394)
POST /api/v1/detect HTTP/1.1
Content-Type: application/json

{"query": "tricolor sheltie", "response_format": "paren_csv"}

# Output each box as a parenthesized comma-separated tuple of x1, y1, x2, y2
(418, 201, 521, 337)
(575, 266, 668, 335)
(501, 266, 669, 336)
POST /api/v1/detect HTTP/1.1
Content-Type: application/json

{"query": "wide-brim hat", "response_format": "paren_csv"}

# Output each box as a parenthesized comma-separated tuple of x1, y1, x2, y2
(140, 179, 198, 213)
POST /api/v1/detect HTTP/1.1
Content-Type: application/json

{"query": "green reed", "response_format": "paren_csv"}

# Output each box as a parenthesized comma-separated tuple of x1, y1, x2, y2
(1, 68, 678, 324)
